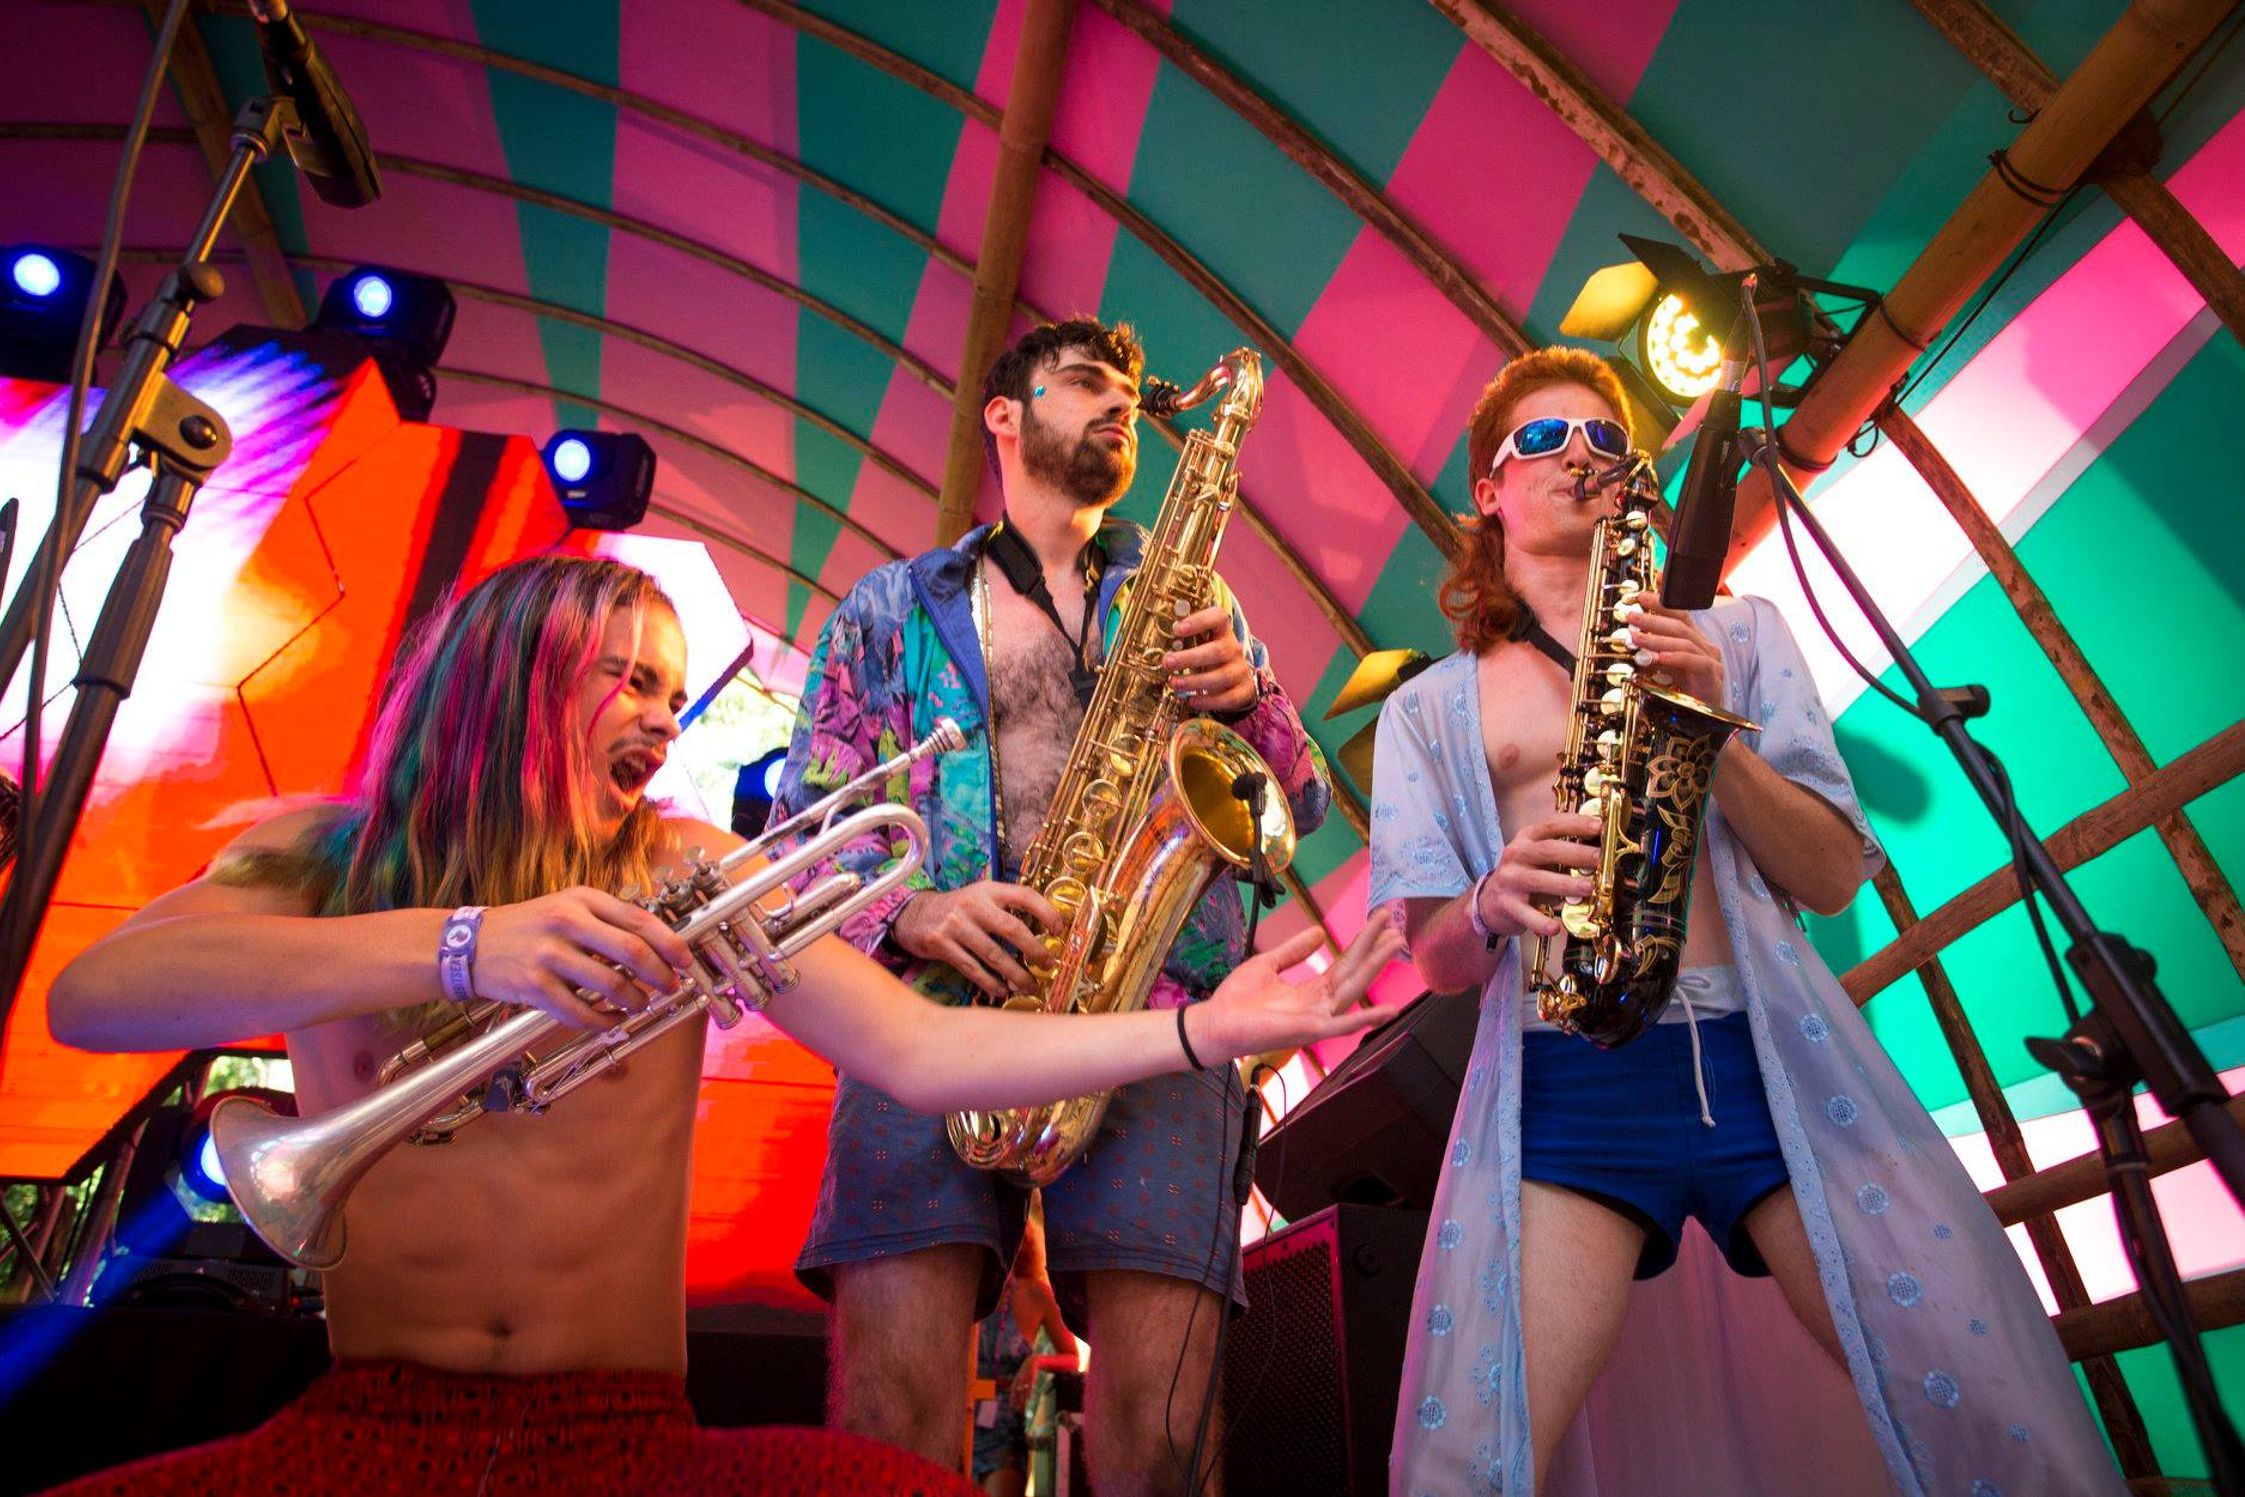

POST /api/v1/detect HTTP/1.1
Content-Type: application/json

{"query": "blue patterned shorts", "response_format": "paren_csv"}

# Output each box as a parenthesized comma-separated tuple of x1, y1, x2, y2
(796, 1055, 1249, 1322)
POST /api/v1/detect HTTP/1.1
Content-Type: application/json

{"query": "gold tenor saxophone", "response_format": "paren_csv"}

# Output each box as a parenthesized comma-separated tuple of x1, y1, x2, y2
(210, 721, 965, 1270)
(1529, 456, 1757, 1047)
(946, 350, 1295, 1187)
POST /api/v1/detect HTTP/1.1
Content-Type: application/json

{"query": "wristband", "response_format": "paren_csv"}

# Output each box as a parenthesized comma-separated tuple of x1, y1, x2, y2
(438, 905, 486, 1003)
(1176, 1003, 1212, 1071)
(1466, 871, 1501, 953)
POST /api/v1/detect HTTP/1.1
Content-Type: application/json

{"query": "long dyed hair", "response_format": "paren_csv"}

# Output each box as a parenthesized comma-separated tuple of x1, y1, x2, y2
(1438, 348, 1631, 655)
(287, 555, 675, 920)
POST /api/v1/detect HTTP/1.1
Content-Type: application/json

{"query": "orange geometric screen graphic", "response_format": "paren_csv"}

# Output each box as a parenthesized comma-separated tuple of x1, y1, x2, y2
(0, 339, 843, 1308)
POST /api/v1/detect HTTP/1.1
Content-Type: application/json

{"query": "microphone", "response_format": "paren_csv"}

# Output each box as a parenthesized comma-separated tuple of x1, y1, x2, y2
(1659, 274, 1757, 611)
(248, 0, 382, 209)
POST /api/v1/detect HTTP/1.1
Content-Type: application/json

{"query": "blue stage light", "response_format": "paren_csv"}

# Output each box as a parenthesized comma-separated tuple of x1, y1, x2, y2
(550, 435, 594, 484)
(541, 430, 655, 530)
(2, 245, 128, 383)
(10, 251, 62, 300)
(194, 1131, 228, 1194)
(350, 271, 395, 320)
(761, 754, 786, 799)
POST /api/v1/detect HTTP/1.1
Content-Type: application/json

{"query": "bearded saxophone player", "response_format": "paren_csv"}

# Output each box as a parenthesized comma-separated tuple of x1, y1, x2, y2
(767, 317, 1335, 1483)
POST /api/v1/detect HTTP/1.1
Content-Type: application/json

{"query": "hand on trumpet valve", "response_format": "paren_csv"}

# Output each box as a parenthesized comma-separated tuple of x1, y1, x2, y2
(467, 887, 694, 1030)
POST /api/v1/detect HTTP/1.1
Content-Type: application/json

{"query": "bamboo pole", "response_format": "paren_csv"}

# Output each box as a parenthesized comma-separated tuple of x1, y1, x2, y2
(1846, 719, 2245, 1004)
(1987, 1094, 2245, 1227)
(1872, 864, 2159, 1477)
(1878, 409, 2245, 984)
(1909, 0, 2245, 348)
(2056, 1266, 2245, 1361)
(730, 6, 1464, 560)
(937, 0, 1079, 543)
(1725, 0, 2236, 566)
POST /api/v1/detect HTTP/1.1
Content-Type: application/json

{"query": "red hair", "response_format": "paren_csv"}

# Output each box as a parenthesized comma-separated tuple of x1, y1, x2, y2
(1438, 348, 1631, 655)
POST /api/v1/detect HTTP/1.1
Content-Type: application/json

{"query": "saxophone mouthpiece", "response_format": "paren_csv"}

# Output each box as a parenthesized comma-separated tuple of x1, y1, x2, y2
(1141, 377, 1185, 419)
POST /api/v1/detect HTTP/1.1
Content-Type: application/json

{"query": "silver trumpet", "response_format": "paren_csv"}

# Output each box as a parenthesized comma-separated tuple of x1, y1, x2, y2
(211, 718, 966, 1270)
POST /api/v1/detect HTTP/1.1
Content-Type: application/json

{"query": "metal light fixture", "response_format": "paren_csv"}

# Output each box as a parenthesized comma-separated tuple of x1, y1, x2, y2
(1562, 235, 1881, 415)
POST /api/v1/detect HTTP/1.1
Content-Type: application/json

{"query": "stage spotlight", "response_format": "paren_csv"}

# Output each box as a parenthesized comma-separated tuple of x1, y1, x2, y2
(542, 430, 655, 531)
(731, 744, 791, 839)
(1560, 235, 1879, 414)
(0, 245, 128, 383)
(350, 271, 395, 319)
(12, 250, 62, 299)
(311, 264, 455, 420)
(1642, 293, 1724, 402)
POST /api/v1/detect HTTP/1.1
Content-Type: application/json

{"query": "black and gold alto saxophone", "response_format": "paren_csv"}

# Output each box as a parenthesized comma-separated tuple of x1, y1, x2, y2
(946, 350, 1295, 1187)
(1529, 455, 1757, 1047)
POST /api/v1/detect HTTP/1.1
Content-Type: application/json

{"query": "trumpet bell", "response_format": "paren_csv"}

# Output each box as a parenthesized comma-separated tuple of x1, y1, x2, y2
(209, 1092, 351, 1270)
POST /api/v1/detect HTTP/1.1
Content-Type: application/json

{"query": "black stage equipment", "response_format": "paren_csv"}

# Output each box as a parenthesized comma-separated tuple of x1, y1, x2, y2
(1, 246, 128, 383)
(542, 430, 656, 530)
(1254, 987, 1476, 1221)
(1222, 1204, 1428, 1497)
(0, 3, 380, 1027)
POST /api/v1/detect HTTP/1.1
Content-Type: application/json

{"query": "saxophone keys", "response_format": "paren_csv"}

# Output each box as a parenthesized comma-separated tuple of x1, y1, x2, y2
(1599, 687, 1628, 717)
(1605, 662, 1634, 686)
(1561, 900, 1602, 939)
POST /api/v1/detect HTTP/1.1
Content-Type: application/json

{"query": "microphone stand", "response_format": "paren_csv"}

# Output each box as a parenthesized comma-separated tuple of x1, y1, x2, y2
(0, 96, 309, 1011)
(1742, 427, 2245, 1493)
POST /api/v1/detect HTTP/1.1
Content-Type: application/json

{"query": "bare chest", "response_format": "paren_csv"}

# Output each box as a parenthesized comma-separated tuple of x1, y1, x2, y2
(1476, 644, 1575, 835)
(984, 580, 1093, 864)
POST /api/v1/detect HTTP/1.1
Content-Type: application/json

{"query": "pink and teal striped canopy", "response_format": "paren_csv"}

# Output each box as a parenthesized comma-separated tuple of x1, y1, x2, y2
(4, 0, 2243, 1410)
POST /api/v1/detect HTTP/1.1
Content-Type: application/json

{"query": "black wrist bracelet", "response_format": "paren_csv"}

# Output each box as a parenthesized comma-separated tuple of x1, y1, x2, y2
(1176, 1003, 1211, 1071)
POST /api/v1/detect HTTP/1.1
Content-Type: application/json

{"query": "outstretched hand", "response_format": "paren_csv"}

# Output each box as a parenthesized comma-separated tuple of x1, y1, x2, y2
(1188, 919, 1405, 1066)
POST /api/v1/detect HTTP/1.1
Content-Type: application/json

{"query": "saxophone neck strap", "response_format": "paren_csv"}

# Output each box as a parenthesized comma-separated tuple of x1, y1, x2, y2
(1510, 610, 1578, 677)
(986, 519, 1103, 706)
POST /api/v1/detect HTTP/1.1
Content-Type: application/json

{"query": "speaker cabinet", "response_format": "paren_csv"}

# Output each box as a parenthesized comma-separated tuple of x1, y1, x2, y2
(1223, 1204, 1429, 1496)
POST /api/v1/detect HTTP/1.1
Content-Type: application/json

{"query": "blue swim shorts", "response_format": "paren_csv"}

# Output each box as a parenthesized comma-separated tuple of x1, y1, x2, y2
(1519, 1005, 1791, 1280)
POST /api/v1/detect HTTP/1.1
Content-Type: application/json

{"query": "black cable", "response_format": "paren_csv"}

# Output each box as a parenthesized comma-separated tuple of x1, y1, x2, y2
(1741, 273, 1922, 720)
(17, 0, 193, 839)
(1746, 257, 2088, 1032)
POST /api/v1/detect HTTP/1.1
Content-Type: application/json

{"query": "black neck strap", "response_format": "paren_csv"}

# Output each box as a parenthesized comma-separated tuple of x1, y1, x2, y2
(986, 520, 1103, 705)
(1510, 609, 1577, 676)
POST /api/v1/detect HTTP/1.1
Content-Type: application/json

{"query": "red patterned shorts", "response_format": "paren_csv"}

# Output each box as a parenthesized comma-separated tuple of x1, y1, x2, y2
(38, 1358, 978, 1495)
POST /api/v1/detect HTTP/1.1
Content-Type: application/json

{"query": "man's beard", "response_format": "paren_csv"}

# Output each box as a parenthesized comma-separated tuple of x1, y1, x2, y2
(1019, 403, 1134, 507)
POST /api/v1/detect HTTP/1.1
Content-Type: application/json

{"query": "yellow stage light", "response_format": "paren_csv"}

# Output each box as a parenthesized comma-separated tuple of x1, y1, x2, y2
(1641, 293, 1724, 402)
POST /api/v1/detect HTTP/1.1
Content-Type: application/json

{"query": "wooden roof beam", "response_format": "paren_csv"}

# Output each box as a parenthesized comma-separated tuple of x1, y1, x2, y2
(1427, 0, 1769, 272)
(1725, 0, 2236, 567)
(139, 0, 306, 327)
(1845, 718, 2245, 1005)
(1097, 0, 1529, 358)
(937, 0, 1079, 543)
(1910, 0, 2245, 348)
